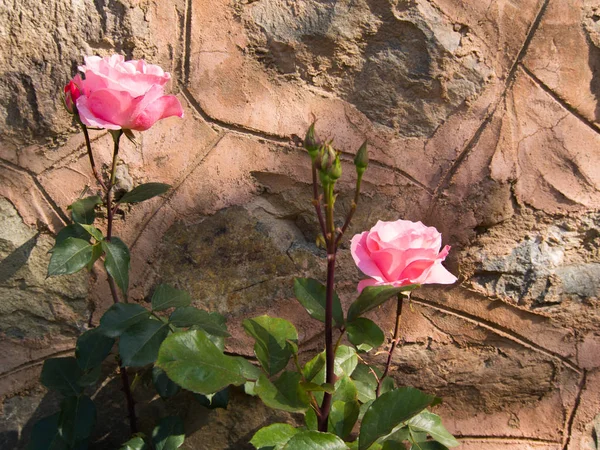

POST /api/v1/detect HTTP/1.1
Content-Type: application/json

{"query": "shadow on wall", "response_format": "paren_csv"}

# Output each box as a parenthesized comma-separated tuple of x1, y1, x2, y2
(585, 11, 600, 122)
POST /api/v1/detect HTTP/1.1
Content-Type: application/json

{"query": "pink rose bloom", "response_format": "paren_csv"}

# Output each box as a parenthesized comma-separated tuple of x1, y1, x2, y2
(351, 220, 457, 292)
(72, 54, 183, 131)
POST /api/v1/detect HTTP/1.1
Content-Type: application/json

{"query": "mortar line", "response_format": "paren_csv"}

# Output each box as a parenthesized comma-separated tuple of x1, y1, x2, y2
(434, 0, 550, 195)
(129, 130, 226, 250)
(0, 349, 74, 379)
(0, 159, 70, 225)
(457, 436, 561, 445)
(410, 296, 581, 373)
(562, 370, 587, 449)
(522, 64, 600, 135)
(180, 86, 291, 143)
(183, 0, 192, 84)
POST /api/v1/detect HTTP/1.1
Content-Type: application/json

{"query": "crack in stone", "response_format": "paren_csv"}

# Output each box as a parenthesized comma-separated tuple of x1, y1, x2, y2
(410, 295, 581, 373)
(562, 370, 588, 449)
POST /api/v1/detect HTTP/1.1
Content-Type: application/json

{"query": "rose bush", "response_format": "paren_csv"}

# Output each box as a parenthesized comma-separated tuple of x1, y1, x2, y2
(351, 219, 457, 291)
(67, 54, 183, 131)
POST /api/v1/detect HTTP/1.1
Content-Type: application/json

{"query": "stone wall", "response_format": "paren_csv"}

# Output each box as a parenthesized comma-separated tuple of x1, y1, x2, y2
(1, 0, 599, 449)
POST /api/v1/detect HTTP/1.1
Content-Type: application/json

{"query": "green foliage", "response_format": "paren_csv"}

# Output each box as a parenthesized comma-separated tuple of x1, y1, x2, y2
(58, 395, 96, 447)
(118, 183, 171, 204)
(152, 416, 185, 450)
(27, 413, 69, 450)
(169, 307, 229, 337)
(407, 411, 459, 448)
(68, 196, 102, 225)
(100, 303, 151, 338)
(243, 316, 298, 376)
(156, 330, 254, 395)
(119, 318, 170, 367)
(194, 387, 230, 409)
(78, 224, 104, 242)
(54, 224, 90, 247)
(250, 423, 300, 449)
(119, 436, 149, 450)
(152, 367, 181, 399)
(358, 387, 436, 450)
(102, 237, 130, 294)
(75, 328, 114, 371)
(255, 372, 310, 413)
(347, 285, 418, 322)
(48, 238, 94, 276)
(346, 318, 384, 353)
(282, 431, 348, 449)
(40, 358, 84, 397)
(151, 284, 191, 311)
(293, 278, 344, 327)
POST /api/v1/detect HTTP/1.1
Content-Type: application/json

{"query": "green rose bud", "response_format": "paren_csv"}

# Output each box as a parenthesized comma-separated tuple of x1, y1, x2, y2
(354, 140, 368, 176)
(328, 154, 342, 180)
(304, 122, 320, 160)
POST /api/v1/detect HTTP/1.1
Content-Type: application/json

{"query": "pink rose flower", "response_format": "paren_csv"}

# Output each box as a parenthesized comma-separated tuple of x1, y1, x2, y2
(63, 75, 83, 114)
(351, 220, 457, 292)
(71, 54, 183, 131)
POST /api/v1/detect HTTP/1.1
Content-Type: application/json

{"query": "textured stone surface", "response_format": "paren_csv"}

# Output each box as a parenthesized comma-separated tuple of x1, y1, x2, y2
(1, 0, 600, 448)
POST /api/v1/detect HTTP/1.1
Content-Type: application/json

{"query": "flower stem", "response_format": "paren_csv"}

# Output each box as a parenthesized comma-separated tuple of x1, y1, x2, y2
(335, 173, 362, 249)
(311, 163, 327, 239)
(80, 123, 108, 191)
(104, 129, 137, 433)
(318, 182, 337, 432)
(376, 293, 404, 398)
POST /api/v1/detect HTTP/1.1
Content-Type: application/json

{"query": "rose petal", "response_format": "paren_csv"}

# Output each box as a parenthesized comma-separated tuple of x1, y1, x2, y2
(129, 94, 184, 131)
(422, 263, 458, 284)
(351, 232, 385, 282)
(76, 96, 122, 130)
(357, 278, 379, 293)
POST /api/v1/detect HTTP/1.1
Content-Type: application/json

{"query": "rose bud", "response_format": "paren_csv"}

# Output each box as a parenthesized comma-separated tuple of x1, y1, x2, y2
(304, 122, 320, 160)
(63, 75, 82, 115)
(354, 140, 368, 176)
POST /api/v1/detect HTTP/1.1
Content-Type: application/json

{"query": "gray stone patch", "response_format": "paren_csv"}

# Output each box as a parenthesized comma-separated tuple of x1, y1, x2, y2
(243, 0, 492, 137)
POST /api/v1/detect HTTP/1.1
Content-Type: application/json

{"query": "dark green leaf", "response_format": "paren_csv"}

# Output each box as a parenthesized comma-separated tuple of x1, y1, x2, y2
(347, 318, 384, 352)
(119, 318, 169, 367)
(119, 436, 149, 450)
(156, 330, 253, 395)
(333, 346, 358, 377)
(78, 224, 104, 241)
(302, 352, 325, 382)
(152, 366, 180, 399)
(102, 237, 130, 294)
(69, 196, 102, 225)
(78, 365, 101, 388)
(255, 372, 310, 413)
(26, 414, 69, 450)
(347, 285, 418, 322)
(351, 364, 378, 403)
(99, 303, 150, 338)
(151, 284, 191, 311)
(152, 416, 185, 450)
(75, 328, 115, 371)
(40, 357, 83, 397)
(54, 224, 90, 248)
(407, 411, 459, 448)
(305, 409, 318, 431)
(251, 423, 300, 449)
(58, 395, 96, 446)
(243, 316, 298, 376)
(194, 387, 230, 409)
(87, 243, 103, 269)
(329, 400, 360, 440)
(282, 431, 348, 450)
(170, 307, 229, 337)
(300, 381, 334, 394)
(381, 442, 405, 450)
(119, 183, 171, 204)
(293, 278, 344, 327)
(47, 238, 93, 276)
(359, 387, 435, 450)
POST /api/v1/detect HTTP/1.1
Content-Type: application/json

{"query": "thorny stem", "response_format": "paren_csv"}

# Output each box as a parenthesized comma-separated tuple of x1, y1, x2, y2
(318, 182, 337, 432)
(80, 123, 108, 191)
(102, 129, 137, 433)
(376, 293, 405, 398)
(311, 164, 327, 240)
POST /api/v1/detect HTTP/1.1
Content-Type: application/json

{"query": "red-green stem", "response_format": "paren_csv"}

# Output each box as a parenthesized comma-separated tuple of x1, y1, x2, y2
(104, 130, 137, 433)
(318, 182, 337, 432)
(376, 294, 404, 398)
(312, 164, 327, 238)
(80, 123, 108, 191)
